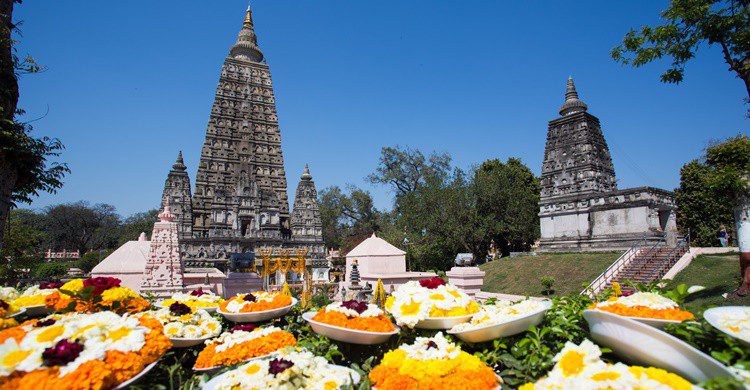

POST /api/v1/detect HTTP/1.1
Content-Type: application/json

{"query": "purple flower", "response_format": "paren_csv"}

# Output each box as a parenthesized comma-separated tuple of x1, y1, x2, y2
(232, 324, 256, 333)
(169, 302, 192, 316)
(341, 300, 368, 314)
(243, 293, 257, 302)
(426, 340, 438, 350)
(268, 358, 294, 375)
(40, 281, 64, 290)
(42, 339, 84, 367)
(190, 289, 208, 297)
(34, 318, 57, 327)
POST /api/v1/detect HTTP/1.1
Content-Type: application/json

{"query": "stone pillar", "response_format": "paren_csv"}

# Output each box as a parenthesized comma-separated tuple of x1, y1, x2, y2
(446, 266, 485, 296)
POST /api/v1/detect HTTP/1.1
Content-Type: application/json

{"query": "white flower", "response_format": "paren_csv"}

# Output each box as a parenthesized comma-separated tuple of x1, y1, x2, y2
(324, 301, 384, 318)
(597, 292, 678, 311)
(399, 332, 460, 361)
(451, 299, 548, 331)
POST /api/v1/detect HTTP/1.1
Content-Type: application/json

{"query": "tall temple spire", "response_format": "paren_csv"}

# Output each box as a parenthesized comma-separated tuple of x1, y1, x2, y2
(172, 151, 186, 171)
(301, 163, 312, 181)
(230, 3, 264, 62)
(558, 76, 588, 116)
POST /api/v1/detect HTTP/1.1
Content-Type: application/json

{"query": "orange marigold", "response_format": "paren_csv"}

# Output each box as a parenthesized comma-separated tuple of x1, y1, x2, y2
(312, 310, 395, 332)
(591, 303, 694, 321)
(194, 330, 296, 369)
(219, 293, 292, 313)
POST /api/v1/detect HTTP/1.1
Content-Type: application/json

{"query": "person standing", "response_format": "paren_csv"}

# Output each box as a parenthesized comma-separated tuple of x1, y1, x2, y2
(718, 225, 730, 247)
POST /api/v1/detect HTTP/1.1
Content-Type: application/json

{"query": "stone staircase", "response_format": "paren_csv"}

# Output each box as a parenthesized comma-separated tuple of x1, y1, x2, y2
(582, 234, 690, 297)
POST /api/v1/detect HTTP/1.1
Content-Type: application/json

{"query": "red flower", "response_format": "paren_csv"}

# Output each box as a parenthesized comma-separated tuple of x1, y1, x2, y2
(190, 289, 208, 297)
(419, 277, 446, 289)
(83, 277, 121, 295)
(42, 339, 84, 367)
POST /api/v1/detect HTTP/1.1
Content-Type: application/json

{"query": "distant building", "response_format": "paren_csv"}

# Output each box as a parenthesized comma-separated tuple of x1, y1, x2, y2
(538, 78, 677, 251)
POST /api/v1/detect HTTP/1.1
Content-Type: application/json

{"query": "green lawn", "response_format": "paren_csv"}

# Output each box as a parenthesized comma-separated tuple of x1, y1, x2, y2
(669, 253, 750, 312)
(479, 252, 620, 297)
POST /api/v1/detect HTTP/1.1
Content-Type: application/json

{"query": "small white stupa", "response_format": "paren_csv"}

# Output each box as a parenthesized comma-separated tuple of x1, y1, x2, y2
(343, 233, 435, 292)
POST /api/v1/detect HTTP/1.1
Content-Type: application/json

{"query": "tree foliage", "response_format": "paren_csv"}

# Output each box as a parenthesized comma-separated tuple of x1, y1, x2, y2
(675, 159, 735, 246)
(44, 201, 122, 253)
(611, 0, 750, 104)
(318, 185, 380, 250)
(118, 209, 158, 246)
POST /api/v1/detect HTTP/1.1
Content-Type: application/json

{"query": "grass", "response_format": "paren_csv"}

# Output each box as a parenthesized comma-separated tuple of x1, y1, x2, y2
(669, 253, 750, 312)
(480, 252, 620, 297)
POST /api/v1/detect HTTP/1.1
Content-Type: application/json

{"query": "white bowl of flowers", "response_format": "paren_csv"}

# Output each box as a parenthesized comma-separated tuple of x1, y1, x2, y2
(448, 299, 552, 343)
(385, 278, 479, 330)
(218, 292, 297, 323)
(139, 302, 222, 348)
(302, 300, 399, 345)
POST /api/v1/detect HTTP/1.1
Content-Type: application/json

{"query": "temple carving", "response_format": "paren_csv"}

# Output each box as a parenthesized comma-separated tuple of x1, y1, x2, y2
(539, 78, 677, 251)
(158, 4, 324, 268)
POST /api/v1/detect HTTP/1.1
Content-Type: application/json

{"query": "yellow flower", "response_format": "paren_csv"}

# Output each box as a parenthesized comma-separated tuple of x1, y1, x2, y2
(611, 282, 622, 298)
(519, 383, 535, 390)
(101, 286, 138, 302)
(61, 279, 85, 295)
(630, 366, 692, 390)
(0, 318, 17, 330)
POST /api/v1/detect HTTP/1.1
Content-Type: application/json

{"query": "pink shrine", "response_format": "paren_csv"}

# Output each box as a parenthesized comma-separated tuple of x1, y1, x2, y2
(140, 205, 185, 298)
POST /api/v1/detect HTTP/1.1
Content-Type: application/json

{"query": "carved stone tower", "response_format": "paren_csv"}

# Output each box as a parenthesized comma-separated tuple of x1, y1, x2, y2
(160, 151, 193, 239)
(290, 164, 324, 258)
(191, 4, 290, 239)
(540, 77, 617, 201)
(141, 204, 184, 298)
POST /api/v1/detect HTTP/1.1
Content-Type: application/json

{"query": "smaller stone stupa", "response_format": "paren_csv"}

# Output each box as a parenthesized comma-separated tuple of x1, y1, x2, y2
(342, 260, 372, 301)
(140, 204, 184, 298)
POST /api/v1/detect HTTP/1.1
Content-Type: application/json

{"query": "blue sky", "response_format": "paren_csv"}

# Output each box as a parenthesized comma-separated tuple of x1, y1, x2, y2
(14, 1, 748, 217)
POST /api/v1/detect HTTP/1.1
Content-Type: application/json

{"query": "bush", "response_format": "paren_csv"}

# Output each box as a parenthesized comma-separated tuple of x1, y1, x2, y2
(77, 250, 110, 273)
(540, 276, 555, 293)
(33, 262, 68, 279)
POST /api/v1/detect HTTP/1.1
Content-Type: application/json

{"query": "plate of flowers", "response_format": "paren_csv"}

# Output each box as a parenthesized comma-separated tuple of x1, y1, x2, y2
(194, 324, 297, 371)
(303, 300, 399, 345)
(583, 309, 736, 383)
(448, 298, 552, 343)
(588, 291, 694, 328)
(159, 288, 224, 314)
(137, 302, 222, 348)
(703, 306, 750, 345)
(45, 277, 151, 315)
(369, 332, 502, 390)
(517, 339, 698, 389)
(0, 310, 171, 389)
(218, 291, 296, 323)
(12, 282, 61, 316)
(202, 348, 360, 390)
(113, 360, 160, 389)
(385, 277, 479, 329)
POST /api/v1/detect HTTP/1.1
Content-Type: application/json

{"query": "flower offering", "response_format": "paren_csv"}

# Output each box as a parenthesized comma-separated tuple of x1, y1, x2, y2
(0, 311, 171, 389)
(712, 307, 750, 343)
(44, 278, 150, 314)
(312, 300, 395, 332)
(12, 284, 60, 308)
(139, 302, 221, 339)
(518, 340, 692, 389)
(589, 292, 694, 321)
(219, 291, 292, 314)
(210, 348, 353, 390)
(160, 289, 224, 311)
(194, 324, 296, 369)
(384, 278, 479, 327)
(369, 332, 499, 389)
(450, 299, 549, 332)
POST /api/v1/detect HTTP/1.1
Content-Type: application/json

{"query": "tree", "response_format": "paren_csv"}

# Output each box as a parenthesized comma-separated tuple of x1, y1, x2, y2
(118, 209, 158, 246)
(367, 146, 451, 199)
(44, 201, 121, 253)
(473, 158, 541, 255)
(675, 159, 735, 246)
(703, 135, 750, 295)
(318, 185, 379, 250)
(0, 0, 69, 252)
(0, 208, 45, 280)
(611, 0, 750, 105)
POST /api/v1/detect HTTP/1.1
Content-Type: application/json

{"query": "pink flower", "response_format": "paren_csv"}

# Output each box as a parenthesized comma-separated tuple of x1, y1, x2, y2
(83, 277, 121, 295)
(232, 324, 256, 333)
(40, 281, 64, 290)
(419, 277, 446, 289)
(42, 339, 84, 367)
(341, 300, 368, 314)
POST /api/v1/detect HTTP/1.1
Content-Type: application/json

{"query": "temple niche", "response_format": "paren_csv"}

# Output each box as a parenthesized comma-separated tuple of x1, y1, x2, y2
(538, 78, 677, 251)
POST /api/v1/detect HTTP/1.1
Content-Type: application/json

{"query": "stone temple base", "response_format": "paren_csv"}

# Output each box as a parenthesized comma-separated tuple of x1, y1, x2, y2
(140, 286, 185, 299)
(538, 232, 665, 252)
(221, 272, 263, 299)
